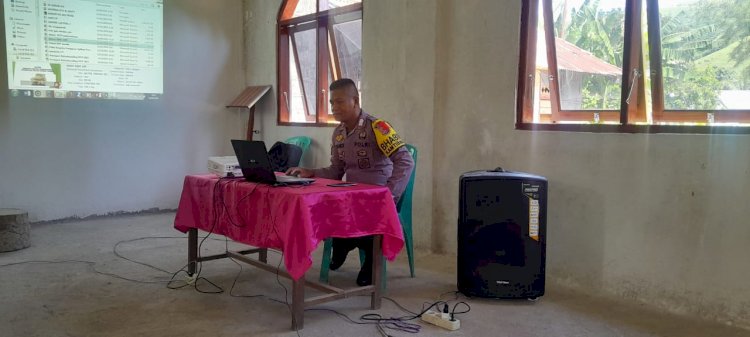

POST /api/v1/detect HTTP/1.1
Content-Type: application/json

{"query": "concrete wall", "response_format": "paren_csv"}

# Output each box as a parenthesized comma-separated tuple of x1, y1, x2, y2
(0, 0, 246, 221)
(361, 0, 437, 251)
(431, 0, 750, 328)
(243, 0, 750, 328)
(242, 0, 332, 169)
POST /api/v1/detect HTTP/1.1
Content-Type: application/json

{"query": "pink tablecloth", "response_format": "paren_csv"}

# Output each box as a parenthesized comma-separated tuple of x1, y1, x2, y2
(174, 174, 404, 280)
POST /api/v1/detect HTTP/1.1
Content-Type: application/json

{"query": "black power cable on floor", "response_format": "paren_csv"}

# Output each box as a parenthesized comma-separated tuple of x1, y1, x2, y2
(166, 176, 256, 294)
(1, 176, 473, 336)
(0, 235, 229, 284)
(0, 259, 175, 284)
(1, 232, 474, 337)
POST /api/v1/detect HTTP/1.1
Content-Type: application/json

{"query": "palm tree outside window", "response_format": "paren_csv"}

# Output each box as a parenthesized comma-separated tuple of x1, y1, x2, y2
(518, 0, 750, 133)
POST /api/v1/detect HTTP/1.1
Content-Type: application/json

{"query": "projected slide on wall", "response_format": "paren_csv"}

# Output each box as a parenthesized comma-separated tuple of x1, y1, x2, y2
(4, 0, 163, 100)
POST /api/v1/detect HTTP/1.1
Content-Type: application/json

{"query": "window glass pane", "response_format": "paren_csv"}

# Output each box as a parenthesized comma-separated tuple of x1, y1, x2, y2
(293, 0, 316, 18)
(552, 0, 624, 110)
(658, 0, 750, 110)
(533, 4, 548, 122)
(332, 18, 362, 90)
(289, 39, 307, 123)
(327, 0, 361, 10)
(292, 28, 318, 117)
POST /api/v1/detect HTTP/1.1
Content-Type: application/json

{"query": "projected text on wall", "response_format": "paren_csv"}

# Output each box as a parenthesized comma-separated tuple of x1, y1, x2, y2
(4, 0, 163, 100)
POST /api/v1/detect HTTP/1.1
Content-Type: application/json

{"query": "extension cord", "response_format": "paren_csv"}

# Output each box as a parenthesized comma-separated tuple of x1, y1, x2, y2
(421, 310, 460, 331)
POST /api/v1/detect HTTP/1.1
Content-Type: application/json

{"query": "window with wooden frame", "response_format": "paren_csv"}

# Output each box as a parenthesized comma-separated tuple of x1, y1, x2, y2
(277, 0, 363, 126)
(517, 0, 750, 133)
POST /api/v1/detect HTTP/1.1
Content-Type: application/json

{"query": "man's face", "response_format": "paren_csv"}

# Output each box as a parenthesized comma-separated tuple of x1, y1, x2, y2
(329, 88, 359, 123)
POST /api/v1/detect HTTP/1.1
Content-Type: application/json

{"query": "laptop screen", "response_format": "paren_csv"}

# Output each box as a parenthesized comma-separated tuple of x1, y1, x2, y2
(230, 140, 278, 184)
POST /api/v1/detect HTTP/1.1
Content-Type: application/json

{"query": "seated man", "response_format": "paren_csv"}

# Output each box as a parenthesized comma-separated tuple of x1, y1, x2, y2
(286, 78, 414, 286)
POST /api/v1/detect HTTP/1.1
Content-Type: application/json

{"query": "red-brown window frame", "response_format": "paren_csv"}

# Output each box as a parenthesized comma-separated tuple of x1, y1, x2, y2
(277, 0, 363, 126)
(517, 0, 750, 134)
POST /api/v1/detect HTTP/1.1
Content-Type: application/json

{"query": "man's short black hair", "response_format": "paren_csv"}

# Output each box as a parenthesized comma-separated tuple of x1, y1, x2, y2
(329, 78, 359, 97)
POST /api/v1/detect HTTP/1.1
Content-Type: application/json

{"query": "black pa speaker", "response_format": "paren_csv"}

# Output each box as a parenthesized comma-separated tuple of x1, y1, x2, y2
(457, 168, 547, 299)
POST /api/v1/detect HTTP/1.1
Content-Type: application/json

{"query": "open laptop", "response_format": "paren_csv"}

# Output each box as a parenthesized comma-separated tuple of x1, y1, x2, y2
(230, 139, 315, 185)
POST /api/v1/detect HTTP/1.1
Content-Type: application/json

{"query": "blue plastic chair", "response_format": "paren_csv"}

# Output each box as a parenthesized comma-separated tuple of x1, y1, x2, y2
(319, 144, 418, 287)
(285, 136, 311, 166)
(394, 144, 417, 277)
(285, 136, 311, 156)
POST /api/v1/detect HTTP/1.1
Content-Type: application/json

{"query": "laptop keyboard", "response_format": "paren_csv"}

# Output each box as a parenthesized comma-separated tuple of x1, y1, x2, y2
(276, 175, 315, 183)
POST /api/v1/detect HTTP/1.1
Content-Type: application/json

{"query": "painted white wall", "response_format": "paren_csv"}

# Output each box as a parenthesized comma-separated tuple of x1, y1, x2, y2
(0, 0, 246, 221)
(243, 0, 750, 328)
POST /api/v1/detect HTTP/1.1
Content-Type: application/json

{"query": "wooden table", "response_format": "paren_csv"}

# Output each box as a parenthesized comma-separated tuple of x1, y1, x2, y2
(174, 175, 404, 330)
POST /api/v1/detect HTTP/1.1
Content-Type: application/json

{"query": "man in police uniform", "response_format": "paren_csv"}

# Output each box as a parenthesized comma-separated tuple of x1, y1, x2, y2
(286, 78, 414, 286)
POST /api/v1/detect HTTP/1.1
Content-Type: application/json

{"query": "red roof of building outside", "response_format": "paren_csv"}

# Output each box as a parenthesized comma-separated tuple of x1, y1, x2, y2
(554, 38, 621, 76)
(536, 32, 622, 76)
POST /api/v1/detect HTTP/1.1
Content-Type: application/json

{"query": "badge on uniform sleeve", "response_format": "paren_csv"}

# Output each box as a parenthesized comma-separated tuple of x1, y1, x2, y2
(372, 119, 405, 156)
(335, 134, 345, 142)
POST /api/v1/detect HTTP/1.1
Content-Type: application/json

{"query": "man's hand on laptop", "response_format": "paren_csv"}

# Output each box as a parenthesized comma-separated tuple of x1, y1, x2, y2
(285, 167, 314, 178)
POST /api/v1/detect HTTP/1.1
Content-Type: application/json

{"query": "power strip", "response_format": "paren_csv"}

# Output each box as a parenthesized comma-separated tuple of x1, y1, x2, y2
(421, 310, 460, 331)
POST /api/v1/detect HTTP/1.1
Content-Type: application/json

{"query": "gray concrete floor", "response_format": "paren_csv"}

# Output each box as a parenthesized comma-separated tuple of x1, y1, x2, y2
(1, 212, 748, 337)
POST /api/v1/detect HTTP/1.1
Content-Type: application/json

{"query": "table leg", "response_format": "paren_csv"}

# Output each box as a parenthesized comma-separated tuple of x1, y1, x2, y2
(188, 228, 197, 275)
(371, 235, 382, 309)
(291, 277, 305, 330)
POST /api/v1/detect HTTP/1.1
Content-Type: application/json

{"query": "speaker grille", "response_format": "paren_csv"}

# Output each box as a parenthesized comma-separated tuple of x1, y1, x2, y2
(457, 173, 547, 298)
